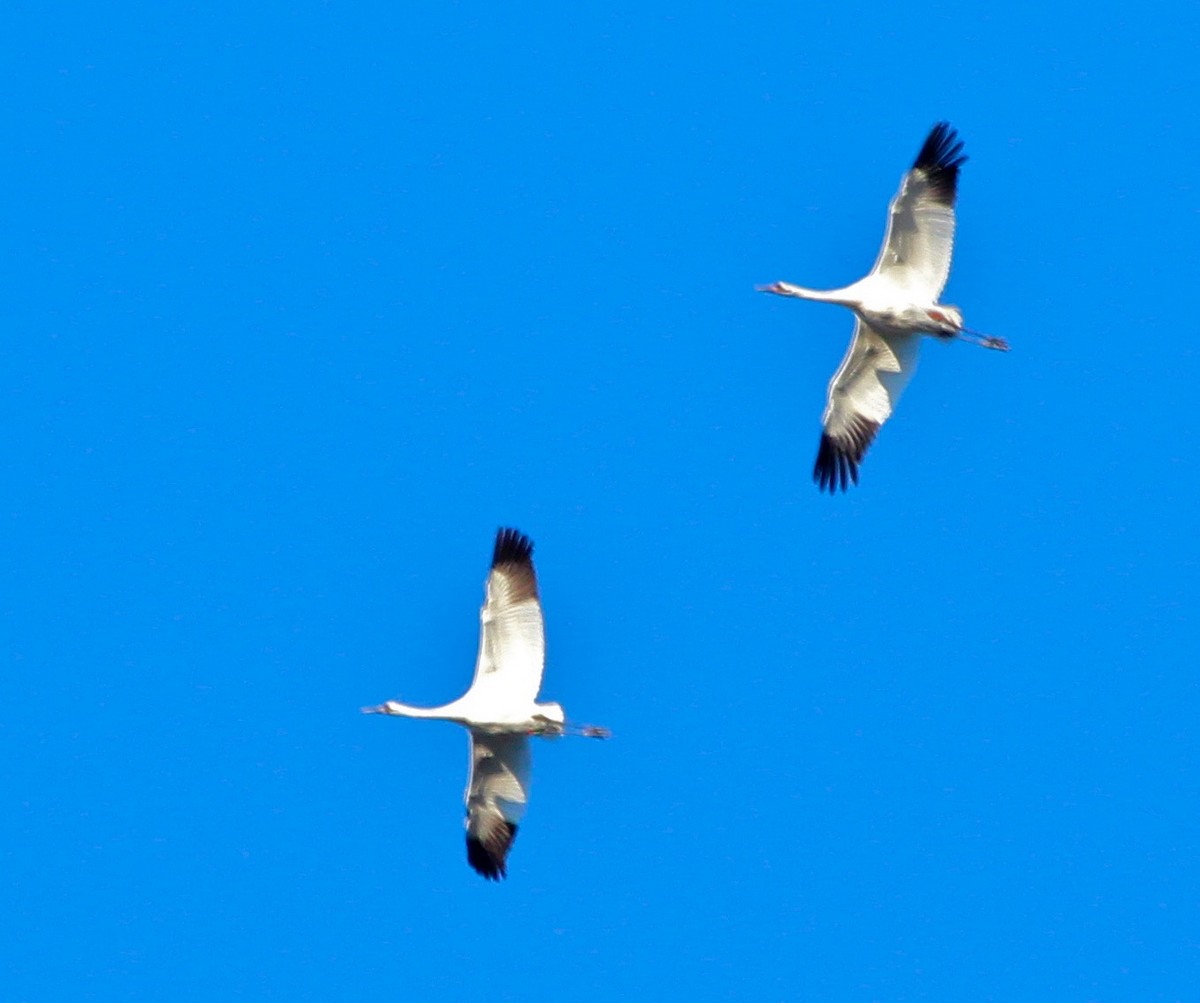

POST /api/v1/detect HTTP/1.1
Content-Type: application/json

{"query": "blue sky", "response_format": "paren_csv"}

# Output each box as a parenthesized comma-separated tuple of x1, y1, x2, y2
(5, 2, 1199, 999)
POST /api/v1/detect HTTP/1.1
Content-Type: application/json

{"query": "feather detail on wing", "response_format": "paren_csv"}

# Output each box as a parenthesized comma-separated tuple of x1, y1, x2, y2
(871, 122, 966, 299)
(470, 528, 545, 707)
(464, 732, 530, 880)
(814, 320, 920, 492)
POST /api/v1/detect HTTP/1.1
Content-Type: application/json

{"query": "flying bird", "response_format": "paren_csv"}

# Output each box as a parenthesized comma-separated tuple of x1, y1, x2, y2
(363, 528, 609, 881)
(758, 122, 1008, 492)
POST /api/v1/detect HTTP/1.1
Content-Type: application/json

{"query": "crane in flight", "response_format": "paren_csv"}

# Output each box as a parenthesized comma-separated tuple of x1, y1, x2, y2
(363, 528, 609, 880)
(758, 122, 1008, 492)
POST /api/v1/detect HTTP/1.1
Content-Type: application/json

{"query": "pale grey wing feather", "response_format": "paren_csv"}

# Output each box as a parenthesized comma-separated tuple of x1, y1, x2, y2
(464, 732, 531, 880)
(468, 529, 546, 707)
(870, 123, 964, 299)
(870, 172, 957, 298)
(814, 319, 920, 492)
(470, 564, 545, 706)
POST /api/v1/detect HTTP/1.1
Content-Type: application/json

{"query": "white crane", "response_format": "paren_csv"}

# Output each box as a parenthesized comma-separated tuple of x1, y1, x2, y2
(758, 122, 1008, 492)
(363, 528, 609, 881)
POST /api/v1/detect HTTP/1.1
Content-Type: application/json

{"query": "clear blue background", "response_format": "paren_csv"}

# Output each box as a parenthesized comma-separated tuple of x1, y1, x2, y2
(5, 2, 1198, 999)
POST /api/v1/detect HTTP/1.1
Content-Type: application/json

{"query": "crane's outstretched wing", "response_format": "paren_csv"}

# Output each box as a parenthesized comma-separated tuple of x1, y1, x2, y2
(464, 731, 530, 880)
(814, 319, 920, 492)
(870, 122, 965, 299)
(467, 528, 545, 708)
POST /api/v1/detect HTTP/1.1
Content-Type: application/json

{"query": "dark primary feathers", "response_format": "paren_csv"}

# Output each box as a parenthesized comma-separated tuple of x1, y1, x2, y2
(487, 526, 539, 614)
(492, 527, 534, 569)
(466, 820, 518, 881)
(465, 732, 530, 881)
(813, 415, 880, 494)
(912, 122, 966, 206)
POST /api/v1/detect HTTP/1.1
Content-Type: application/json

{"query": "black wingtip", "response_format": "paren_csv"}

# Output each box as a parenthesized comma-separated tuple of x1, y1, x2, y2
(812, 417, 880, 494)
(466, 822, 518, 881)
(913, 122, 967, 204)
(813, 434, 859, 493)
(492, 527, 534, 569)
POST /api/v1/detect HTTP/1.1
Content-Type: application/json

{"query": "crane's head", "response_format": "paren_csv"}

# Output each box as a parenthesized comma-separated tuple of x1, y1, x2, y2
(361, 700, 404, 715)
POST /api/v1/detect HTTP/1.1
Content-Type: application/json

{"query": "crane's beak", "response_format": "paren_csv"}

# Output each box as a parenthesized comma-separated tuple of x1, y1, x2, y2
(361, 704, 387, 715)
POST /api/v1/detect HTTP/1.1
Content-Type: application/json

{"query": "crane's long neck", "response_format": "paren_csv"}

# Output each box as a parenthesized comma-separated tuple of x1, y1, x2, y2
(362, 699, 468, 723)
(762, 281, 858, 307)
